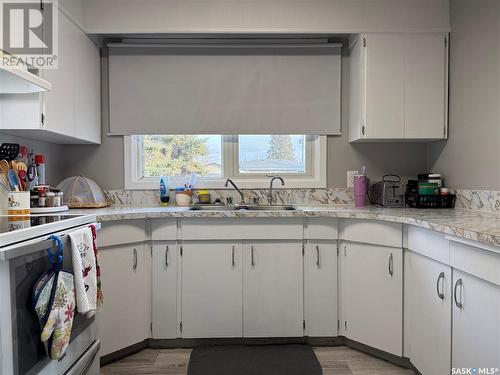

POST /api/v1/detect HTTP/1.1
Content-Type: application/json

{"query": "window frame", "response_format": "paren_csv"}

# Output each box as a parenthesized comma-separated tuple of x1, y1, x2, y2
(124, 135, 326, 190)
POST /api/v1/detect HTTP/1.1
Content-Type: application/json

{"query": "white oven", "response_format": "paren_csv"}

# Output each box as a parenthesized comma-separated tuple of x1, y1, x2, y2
(0, 216, 100, 375)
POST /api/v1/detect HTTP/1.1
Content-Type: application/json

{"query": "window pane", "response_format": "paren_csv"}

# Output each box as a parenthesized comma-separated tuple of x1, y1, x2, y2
(141, 135, 222, 177)
(238, 135, 306, 174)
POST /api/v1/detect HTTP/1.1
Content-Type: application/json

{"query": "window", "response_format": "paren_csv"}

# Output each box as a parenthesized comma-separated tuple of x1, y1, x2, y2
(141, 135, 223, 178)
(125, 135, 326, 189)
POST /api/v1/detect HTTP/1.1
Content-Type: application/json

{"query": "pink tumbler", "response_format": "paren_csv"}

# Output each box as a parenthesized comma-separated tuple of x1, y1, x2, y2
(354, 174, 368, 207)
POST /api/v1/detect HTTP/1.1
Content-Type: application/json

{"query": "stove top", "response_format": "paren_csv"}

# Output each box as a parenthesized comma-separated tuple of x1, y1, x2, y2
(0, 214, 96, 250)
(0, 215, 81, 234)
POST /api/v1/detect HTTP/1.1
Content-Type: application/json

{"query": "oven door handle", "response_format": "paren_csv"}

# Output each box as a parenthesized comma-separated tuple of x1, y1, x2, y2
(64, 339, 100, 375)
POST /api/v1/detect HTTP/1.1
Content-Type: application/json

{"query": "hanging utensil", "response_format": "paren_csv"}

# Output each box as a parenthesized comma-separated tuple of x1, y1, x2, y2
(0, 172, 9, 191)
(18, 170, 27, 191)
(8, 170, 19, 191)
(0, 143, 20, 161)
(0, 159, 10, 174)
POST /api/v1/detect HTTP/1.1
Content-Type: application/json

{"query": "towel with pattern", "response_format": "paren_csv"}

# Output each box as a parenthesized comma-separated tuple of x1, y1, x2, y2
(69, 227, 97, 317)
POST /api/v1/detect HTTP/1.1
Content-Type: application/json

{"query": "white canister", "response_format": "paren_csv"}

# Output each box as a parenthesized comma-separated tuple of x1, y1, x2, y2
(8, 191, 30, 215)
(175, 191, 193, 207)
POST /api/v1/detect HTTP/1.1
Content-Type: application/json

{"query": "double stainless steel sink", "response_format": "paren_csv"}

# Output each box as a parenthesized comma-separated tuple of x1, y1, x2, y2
(188, 204, 298, 211)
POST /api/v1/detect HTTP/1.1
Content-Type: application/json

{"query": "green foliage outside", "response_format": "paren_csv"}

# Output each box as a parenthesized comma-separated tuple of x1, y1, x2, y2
(143, 135, 210, 177)
(267, 135, 296, 161)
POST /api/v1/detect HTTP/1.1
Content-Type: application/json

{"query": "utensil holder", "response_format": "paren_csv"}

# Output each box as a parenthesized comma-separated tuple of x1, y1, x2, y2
(8, 191, 30, 215)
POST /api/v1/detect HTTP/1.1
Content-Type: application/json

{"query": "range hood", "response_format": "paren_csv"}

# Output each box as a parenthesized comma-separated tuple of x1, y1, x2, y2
(0, 65, 52, 93)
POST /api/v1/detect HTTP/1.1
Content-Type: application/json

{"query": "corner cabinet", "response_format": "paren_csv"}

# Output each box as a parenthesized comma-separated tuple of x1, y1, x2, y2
(349, 32, 448, 142)
(404, 251, 451, 375)
(0, 7, 101, 144)
(341, 242, 403, 356)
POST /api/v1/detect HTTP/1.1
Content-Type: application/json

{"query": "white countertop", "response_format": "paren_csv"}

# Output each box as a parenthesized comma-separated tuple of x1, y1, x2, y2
(68, 205, 500, 248)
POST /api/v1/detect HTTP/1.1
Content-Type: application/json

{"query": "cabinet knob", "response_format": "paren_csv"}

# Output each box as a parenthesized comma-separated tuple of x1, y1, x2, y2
(315, 245, 321, 268)
(165, 246, 169, 268)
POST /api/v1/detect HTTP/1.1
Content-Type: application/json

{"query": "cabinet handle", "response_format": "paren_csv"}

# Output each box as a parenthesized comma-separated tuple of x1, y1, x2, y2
(165, 246, 169, 268)
(436, 272, 445, 300)
(251, 245, 255, 267)
(454, 278, 463, 309)
(316, 245, 320, 268)
(232, 245, 235, 268)
(388, 253, 394, 276)
(133, 248, 138, 271)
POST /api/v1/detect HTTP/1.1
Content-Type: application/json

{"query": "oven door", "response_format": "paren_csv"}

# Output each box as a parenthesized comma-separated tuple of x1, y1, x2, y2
(64, 340, 100, 375)
(9, 232, 97, 375)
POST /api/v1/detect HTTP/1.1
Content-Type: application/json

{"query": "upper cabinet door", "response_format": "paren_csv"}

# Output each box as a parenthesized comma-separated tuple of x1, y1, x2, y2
(349, 32, 448, 142)
(42, 12, 78, 138)
(404, 33, 448, 139)
(74, 29, 101, 144)
(365, 33, 405, 139)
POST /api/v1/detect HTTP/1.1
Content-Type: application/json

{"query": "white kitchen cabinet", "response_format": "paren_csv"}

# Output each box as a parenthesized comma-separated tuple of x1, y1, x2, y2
(0, 9, 100, 144)
(341, 241, 403, 356)
(98, 243, 151, 356)
(404, 251, 451, 375)
(404, 33, 448, 139)
(180, 242, 243, 338)
(452, 270, 500, 370)
(349, 32, 448, 141)
(304, 241, 338, 337)
(243, 241, 303, 337)
(152, 242, 178, 339)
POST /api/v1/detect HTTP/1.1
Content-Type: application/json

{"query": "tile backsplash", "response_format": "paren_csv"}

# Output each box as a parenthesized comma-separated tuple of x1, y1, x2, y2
(453, 189, 500, 213)
(103, 188, 500, 214)
(104, 188, 355, 207)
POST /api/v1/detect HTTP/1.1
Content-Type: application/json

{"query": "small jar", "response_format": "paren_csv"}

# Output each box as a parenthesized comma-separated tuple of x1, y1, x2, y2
(53, 191, 63, 207)
(38, 193, 47, 207)
(30, 194, 39, 208)
(439, 188, 450, 196)
(45, 192, 55, 207)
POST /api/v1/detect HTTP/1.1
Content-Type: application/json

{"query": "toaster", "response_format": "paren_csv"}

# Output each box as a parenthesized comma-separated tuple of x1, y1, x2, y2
(368, 175, 405, 207)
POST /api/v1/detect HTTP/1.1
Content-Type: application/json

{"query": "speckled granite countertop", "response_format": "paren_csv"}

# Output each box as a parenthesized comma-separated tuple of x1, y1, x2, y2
(68, 206, 500, 248)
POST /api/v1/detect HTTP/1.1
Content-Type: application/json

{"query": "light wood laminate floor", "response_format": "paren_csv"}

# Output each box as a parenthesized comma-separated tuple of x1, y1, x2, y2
(101, 346, 415, 375)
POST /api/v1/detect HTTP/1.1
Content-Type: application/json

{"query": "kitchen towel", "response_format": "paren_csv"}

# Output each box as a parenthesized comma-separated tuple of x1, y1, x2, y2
(69, 227, 97, 317)
(90, 224, 104, 307)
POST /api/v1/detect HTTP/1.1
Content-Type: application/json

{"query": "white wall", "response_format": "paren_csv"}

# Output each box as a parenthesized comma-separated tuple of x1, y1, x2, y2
(427, 0, 500, 190)
(82, 0, 449, 34)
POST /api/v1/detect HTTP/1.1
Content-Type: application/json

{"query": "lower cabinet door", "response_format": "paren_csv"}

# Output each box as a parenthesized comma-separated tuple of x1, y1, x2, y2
(98, 244, 151, 356)
(304, 241, 338, 337)
(404, 251, 451, 375)
(152, 242, 178, 339)
(181, 242, 243, 338)
(452, 270, 500, 370)
(341, 242, 403, 356)
(243, 241, 303, 337)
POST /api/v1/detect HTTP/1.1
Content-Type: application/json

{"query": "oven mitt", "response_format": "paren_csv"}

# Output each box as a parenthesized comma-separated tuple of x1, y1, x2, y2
(33, 270, 76, 360)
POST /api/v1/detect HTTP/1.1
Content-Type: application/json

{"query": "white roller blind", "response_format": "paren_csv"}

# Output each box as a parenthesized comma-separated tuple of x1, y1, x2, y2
(108, 43, 341, 135)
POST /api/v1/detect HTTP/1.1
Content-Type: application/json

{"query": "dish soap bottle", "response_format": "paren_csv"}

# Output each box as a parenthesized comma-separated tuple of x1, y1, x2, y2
(160, 176, 170, 206)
